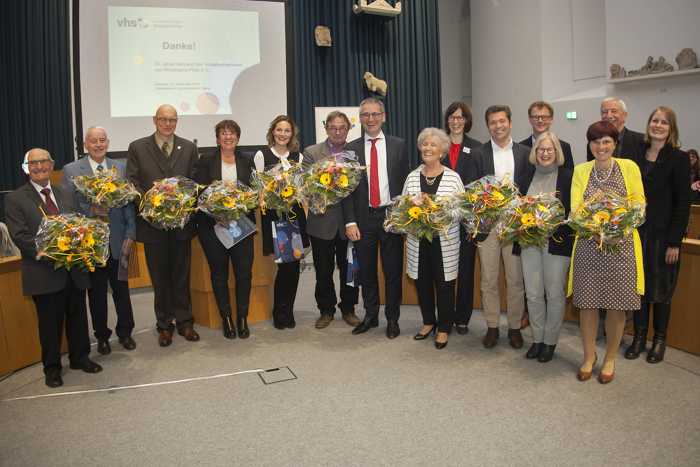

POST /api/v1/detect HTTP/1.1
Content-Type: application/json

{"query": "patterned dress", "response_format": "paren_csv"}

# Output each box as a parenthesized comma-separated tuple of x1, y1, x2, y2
(572, 161, 640, 310)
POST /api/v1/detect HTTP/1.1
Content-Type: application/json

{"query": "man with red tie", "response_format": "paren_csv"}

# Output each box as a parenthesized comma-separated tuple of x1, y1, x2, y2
(6, 148, 101, 387)
(343, 98, 409, 338)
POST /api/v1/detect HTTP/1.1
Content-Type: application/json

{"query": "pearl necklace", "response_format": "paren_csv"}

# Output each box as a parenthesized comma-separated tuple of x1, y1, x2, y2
(593, 163, 613, 183)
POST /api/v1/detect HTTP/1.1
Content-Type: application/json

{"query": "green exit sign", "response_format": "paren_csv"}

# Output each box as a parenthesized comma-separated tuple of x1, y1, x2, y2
(566, 111, 577, 120)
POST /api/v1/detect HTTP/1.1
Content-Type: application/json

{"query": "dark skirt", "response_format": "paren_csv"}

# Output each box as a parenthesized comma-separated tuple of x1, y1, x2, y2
(639, 226, 681, 304)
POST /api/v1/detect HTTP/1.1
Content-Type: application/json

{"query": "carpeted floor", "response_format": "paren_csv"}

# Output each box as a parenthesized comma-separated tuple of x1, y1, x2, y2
(1, 269, 699, 467)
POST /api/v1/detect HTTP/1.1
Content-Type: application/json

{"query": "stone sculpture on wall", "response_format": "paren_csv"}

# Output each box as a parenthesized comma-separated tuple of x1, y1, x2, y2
(676, 48, 698, 70)
(610, 64, 627, 79)
(363, 72, 388, 96)
(627, 56, 674, 77)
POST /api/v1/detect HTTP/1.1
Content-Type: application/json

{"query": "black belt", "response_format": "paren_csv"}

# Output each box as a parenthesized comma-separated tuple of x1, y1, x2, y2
(368, 205, 388, 214)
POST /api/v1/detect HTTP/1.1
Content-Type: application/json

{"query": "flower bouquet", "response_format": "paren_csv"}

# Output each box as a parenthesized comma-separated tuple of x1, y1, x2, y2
(250, 162, 304, 217)
(139, 176, 199, 230)
(300, 152, 364, 214)
(35, 213, 110, 272)
(451, 175, 519, 238)
(495, 193, 565, 247)
(567, 190, 646, 253)
(197, 180, 259, 224)
(383, 193, 453, 242)
(71, 166, 140, 208)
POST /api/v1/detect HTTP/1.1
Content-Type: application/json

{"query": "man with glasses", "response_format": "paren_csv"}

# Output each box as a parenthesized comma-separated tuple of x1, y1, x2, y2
(343, 97, 409, 339)
(586, 97, 644, 161)
(520, 101, 574, 169)
(126, 104, 200, 347)
(63, 127, 137, 355)
(303, 111, 361, 329)
(6, 148, 102, 387)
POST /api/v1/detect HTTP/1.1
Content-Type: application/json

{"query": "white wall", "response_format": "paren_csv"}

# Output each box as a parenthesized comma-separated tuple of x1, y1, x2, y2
(438, 0, 472, 112)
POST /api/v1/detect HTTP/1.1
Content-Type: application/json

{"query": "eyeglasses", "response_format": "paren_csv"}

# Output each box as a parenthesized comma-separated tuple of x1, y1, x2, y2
(359, 112, 384, 120)
(26, 159, 53, 166)
(448, 116, 465, 122)
(529, 115, 552, 122)
(327, 126, 348, 133)
(536, 147, 555, 154)
(156, 117, 178, 125)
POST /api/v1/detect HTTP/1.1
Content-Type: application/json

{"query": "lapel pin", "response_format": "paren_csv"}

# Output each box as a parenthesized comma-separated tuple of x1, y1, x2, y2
(177, 145, 181, 150)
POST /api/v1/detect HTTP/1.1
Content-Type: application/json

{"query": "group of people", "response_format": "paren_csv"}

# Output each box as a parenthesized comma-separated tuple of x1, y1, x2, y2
(5, 96, 693, 388)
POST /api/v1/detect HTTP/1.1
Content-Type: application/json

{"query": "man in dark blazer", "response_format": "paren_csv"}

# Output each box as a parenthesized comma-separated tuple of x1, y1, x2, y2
(472, 105, 530, 349)
(520, 101, 574, 169)
(63, 127, 136, 355)
(303, 111, 360, 329)
(6, 148, 102, 387)
(586, 97, 645, 161)
(343, 97, 409, 339)
(126, 104, 200, 347)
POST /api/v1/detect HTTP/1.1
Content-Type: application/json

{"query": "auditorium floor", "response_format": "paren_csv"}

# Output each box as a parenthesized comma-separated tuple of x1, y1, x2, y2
(1, 268, 699, 467)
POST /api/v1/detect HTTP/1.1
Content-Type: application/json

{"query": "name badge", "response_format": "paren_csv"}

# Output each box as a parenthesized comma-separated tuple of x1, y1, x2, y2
(462, 147, 471, 154)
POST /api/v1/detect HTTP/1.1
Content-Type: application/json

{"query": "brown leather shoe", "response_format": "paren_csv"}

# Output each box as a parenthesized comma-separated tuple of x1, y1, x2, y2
(315, 314, 334, 329)
(508, 328, 524, 349)
(158, 329, 173, 347)
(597, 361, 615, 384)
(483, 327, 499, 348)
(577, 354, 598, 382)
(178, 326, 200, 342)
(341, 311, 362, 327)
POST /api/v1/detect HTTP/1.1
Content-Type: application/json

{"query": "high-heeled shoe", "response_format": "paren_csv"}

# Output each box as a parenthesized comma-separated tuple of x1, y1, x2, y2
(222, 315, 236, 339)
(435, 332, 448, 350)
(577, 354, 598, 382)
(413, 325, 436, 340)
(598, 361, 615, 384)
(237, 316, 250, 339)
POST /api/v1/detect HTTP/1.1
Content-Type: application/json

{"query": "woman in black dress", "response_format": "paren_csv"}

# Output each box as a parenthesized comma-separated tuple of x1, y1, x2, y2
(253, 115, 309, 329)
(624, 106, 691, 363)
(193, 119, 255, 339)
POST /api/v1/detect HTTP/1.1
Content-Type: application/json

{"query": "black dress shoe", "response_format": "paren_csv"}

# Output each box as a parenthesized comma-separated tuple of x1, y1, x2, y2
(538, 344, 556, 363)
(386, 320, 400, 339)
(526, 342, 542, 359)
(352, 318, 379, 335)
(414, 325, 436, 340)
(454, 324, 469, 335)
(286, 320, 296, 329)
(237, 316, 250, 339)
(119, 336, 137, 350)
(483, 327, 499, 348)
(97, 339, 111, 355)
(508, 328, 524, 349)
(435, 331, 449, 349)
(45, 368, 63, 388)
(69, 358, 103, 374)
(222, 315, 237, 339)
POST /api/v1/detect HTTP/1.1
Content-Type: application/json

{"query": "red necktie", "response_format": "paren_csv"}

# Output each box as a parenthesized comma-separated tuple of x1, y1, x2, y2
(369, 138, 380, 208)
(40, 188, 59, 215)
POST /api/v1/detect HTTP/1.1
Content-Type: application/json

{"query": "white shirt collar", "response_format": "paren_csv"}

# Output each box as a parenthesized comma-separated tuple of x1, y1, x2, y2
(87, 156, 107, 173)
(491, 138, 513, 151)
(31, 180, 52, 194)
(364, 131, 385, 142)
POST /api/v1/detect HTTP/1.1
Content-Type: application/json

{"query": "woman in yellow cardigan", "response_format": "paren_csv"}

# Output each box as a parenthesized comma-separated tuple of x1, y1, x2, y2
(568, 120, 645, 384)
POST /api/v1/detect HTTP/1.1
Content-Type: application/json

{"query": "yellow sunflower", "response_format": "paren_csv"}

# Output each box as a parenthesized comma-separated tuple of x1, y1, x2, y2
(57, 236, 71, 251)
(490, 191, 505, 202)
(408, 206, 423, 219)
(337, 174, 349, 188)
(467, 193, 478, 203)
(319, 173, 332, 186)
(281, 186, 295, 199)
(151, 194, 163, 207)
(520, 213, 536, 227)
(593, 211, 611, 224)
(81, 233, 95, 248)
(103, 182, 117, 193)
(222, 197, 235, 208)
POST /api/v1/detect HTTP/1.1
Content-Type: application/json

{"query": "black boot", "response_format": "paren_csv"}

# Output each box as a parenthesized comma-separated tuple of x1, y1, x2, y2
(237, 315, 250, 339)
(625, 302, 649, 360)
(647, 303, 670, 363)
(222, 314, 236, 339)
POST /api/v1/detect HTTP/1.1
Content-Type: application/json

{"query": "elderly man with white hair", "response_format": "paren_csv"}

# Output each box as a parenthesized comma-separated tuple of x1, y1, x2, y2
(586, 97, 645, 161)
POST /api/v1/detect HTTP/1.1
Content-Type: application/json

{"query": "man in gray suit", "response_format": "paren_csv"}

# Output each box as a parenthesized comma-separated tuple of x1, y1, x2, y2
(126, 104, 199, 347)
(303, 111, 361, 329)
(63, 127, 136, 355)
(6, 148, 102, 387)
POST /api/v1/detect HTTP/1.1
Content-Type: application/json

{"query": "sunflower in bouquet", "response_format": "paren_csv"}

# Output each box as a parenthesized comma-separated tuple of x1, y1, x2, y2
(35, 213, 109, 272)
(383, 193, 453, 242)
(301, 152, 364, 214)
(251, 162, 304, 217)
(72, 167, 140, 209)
(452, 175, 519, 238)
(567, 190, 645, 253)
(139, 176, 199, 230)
(197, 180, 259, 224)
(496, 192, 565, 248)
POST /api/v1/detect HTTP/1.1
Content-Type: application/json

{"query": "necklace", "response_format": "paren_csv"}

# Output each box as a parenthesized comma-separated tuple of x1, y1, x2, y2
(425, 175, 438, 186)
(593, 163, 613, 183)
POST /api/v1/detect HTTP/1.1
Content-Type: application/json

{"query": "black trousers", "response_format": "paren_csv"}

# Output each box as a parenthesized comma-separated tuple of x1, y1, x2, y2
(356, 208, 403, 321)
(310, 234, 359, 316)
(32, 276, 91, 373)
(198, 224, 254, 319)
(455, 234, 476, 326)
(415, 238, 455, 333)
(273, 261, 300, 326)
(143, 234, 193, 331)
(88, 256, 134, 340)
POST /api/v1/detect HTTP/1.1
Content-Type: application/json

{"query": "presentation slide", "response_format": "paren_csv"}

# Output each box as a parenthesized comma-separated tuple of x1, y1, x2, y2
(78, 0, 287, 151)
(108, 6, 260, 117)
